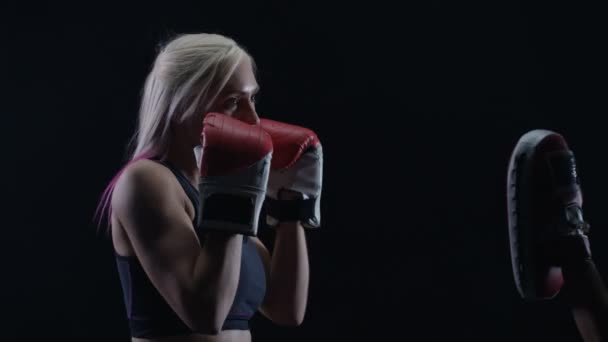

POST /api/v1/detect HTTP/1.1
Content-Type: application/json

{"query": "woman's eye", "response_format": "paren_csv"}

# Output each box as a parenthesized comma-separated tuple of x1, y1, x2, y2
(224, 97, 239, 110)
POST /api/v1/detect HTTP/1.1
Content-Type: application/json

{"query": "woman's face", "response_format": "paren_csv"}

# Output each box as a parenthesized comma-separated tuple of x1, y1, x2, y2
(209, 56, 260, 124)
(187, 56, 261, 150)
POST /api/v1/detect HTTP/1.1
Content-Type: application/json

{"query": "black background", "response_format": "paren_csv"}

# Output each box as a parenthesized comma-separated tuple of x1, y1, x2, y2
(3, 1, 607, 341)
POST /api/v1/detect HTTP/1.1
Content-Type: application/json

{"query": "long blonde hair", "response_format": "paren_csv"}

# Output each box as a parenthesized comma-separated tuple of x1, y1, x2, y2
(95, 33, 249, 230)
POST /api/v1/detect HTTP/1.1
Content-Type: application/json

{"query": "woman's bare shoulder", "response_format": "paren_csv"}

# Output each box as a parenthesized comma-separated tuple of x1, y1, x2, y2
(111, 159, 179, 213)
(117, 159, 172, 187)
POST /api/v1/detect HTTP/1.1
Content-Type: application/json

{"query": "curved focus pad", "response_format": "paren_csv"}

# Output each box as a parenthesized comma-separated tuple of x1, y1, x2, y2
(198, 113, 273, 236)
(507, 129, 591, 300)
(259, 118, 323, 229)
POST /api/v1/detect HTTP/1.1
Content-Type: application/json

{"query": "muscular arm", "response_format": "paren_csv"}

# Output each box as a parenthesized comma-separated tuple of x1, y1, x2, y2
(562, 259, 608, 341)
(253, 222, 310, 326)
(112, 161, 242, 334)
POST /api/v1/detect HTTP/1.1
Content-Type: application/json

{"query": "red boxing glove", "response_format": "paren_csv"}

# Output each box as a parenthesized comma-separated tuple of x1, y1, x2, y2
(197, 113, 273, 236)
(259, 118, 323, 229)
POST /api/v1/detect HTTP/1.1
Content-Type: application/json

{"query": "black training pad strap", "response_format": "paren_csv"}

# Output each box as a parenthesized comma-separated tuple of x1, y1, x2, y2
(547, 150, 579, 189)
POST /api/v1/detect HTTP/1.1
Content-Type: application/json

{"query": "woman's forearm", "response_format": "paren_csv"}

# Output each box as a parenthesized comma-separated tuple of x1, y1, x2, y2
(562, 259, 608, 341)
(265, 222, 310, 325)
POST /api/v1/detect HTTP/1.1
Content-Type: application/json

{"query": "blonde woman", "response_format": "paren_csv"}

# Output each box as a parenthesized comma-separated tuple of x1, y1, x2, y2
(96, 33, 323, 342)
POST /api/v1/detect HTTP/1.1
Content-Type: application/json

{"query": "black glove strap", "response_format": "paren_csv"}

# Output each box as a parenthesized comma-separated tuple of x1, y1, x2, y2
(198, 193, 259, 236)
(264, 197, 317, 225)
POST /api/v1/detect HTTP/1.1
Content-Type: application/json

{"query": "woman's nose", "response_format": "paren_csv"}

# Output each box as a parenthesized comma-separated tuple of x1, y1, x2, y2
(240, 103, 260, 125)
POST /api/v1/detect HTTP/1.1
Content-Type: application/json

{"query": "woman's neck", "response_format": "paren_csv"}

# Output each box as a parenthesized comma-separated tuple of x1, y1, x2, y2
(164, 139, 199, 187)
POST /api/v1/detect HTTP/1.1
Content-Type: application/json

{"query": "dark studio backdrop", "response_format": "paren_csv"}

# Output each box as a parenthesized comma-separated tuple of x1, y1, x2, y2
(2, 1, 607, 341)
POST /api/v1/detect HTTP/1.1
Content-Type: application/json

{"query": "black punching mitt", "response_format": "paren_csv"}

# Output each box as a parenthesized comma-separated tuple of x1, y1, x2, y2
(507, 129, 591, 300)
